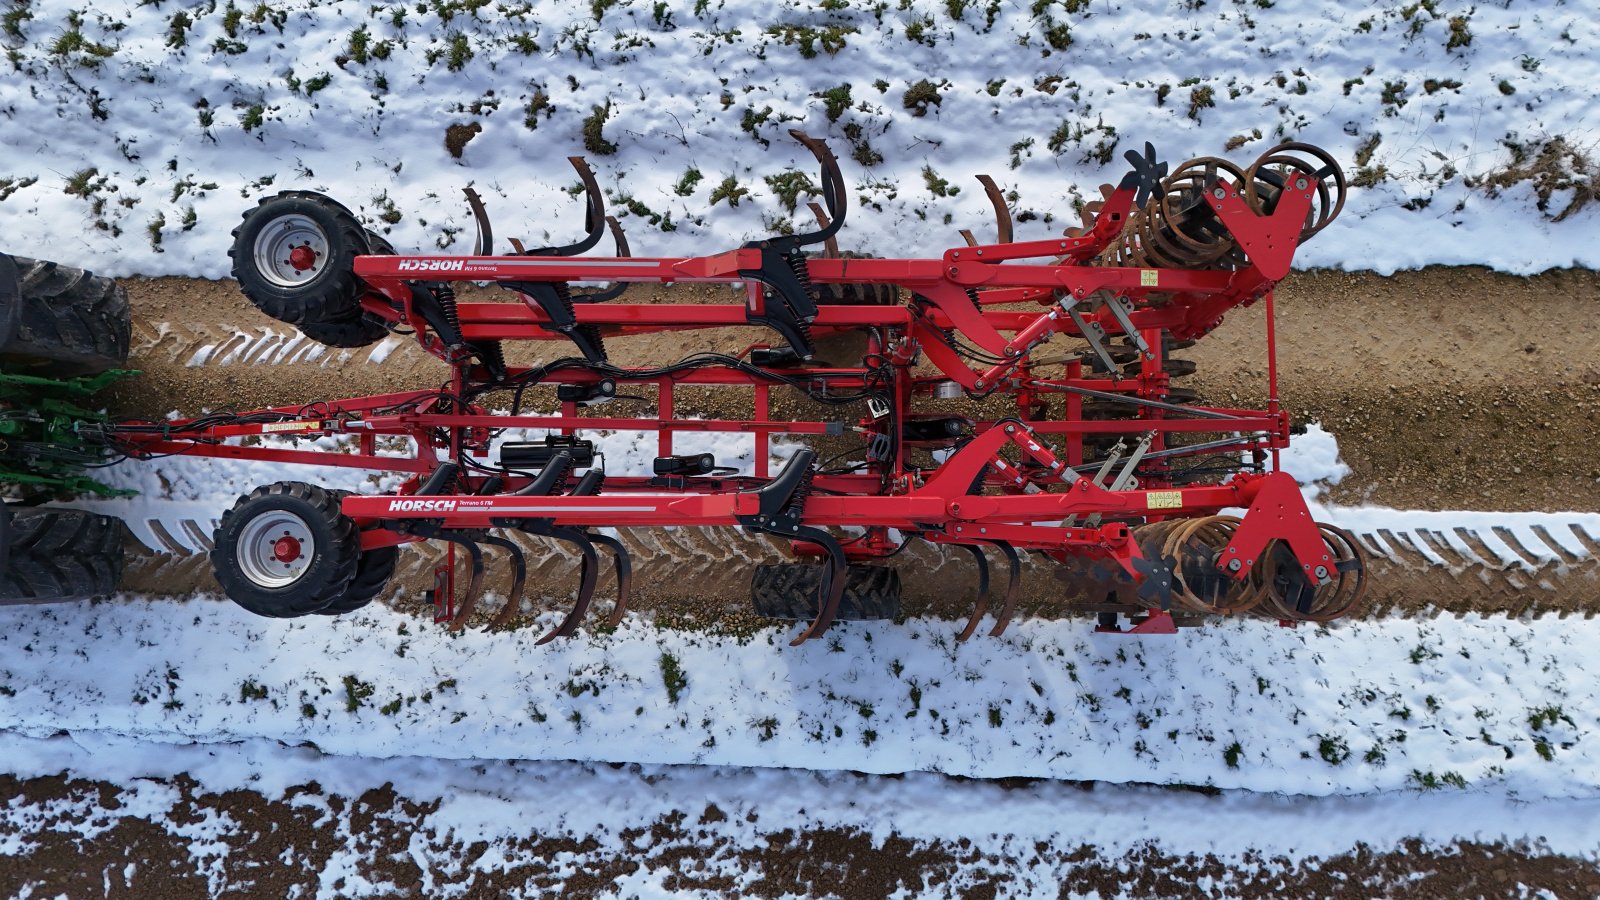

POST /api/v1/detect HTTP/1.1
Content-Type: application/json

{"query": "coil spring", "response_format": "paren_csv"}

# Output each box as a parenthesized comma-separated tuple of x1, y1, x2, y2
(786, 252, 818, 305)
(782, 469, 816, 521)
(432, 282, 465, 345)
(476, 338, 507, 377)
(544, 452, 575, 488)
(552, 281, 576, 319)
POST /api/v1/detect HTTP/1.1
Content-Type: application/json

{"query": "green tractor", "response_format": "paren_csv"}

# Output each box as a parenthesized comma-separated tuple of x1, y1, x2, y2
(0, 252, 130, 604)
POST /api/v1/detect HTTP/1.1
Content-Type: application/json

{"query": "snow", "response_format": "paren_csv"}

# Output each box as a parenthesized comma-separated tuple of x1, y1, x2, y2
(5, 0, 1600, 872)
(1, 0, 1597, 278)
(1, 594, 1596, 800)
(4, 731, 1600, 897)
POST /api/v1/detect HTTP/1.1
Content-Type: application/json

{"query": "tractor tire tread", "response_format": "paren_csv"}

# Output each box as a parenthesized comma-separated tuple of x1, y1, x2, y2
(0, 507, 123, 604)
(2, 255, 130, 374)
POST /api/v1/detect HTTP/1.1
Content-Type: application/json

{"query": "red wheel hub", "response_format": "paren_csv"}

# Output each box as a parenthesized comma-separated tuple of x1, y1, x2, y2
(288, 244, 318, 271)
(273, 535, 303, 563)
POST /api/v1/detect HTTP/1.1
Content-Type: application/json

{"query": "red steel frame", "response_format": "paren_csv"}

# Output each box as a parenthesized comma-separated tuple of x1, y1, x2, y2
(115, 146, 1340, 640)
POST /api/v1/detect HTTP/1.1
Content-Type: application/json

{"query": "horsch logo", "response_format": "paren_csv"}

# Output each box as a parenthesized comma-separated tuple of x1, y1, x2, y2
(396, 259, 465, 273)
(387, 498, 458, 512)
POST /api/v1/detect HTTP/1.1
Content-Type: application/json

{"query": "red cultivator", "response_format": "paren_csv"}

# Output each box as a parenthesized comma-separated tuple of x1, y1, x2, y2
(104, 131, 1365, 643)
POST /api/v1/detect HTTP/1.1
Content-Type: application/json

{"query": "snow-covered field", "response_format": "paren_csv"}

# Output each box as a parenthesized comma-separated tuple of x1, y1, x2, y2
(4, 0, 1600, 892)
(2, 0, 1598, 276)
(6, 731, 1600, 897)
(4, 597, 1598, 796)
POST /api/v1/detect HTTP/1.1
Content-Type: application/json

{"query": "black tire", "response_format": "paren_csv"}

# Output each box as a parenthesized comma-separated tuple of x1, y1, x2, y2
(0, 507, 123, 604)
(297, 316, 391, 348)
(211, 482, 359, 618)
(751, 562, 901, 621)
(363, 229, 397, 255)
(315, 545, 398, 615)
(292, 227, 397, 348)
(229, 191, 371, 326)
(0, 253, 130, 375)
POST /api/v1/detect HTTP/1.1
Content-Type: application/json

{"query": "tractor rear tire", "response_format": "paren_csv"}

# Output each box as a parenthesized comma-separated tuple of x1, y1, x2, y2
(0, 253, 130, 375)
(211, 482, 360, 619)
(229, 191, 372, 327)
(0, 507, 124, 604)
(751, 562, 901, 621)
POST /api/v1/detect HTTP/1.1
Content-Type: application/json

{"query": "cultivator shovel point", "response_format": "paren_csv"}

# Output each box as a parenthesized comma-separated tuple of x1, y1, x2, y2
(106, 127, 1367, 643)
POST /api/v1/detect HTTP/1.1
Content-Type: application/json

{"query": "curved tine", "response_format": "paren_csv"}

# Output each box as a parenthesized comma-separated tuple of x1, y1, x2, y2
(806, 202, 841, 258)
(536, 157, 607, 257)
(786, 130, 847, 245)
(790, 528, 847, 646)
(574, 216, 632, 302)
(535, 526, 600, 645)
(955, 542, 991, 642)
(985, 541, 1023, 637)
(479, 532, 529, 629)
(463, 186, 493, 256)
(443, 533, 488, 632)
(975, 175, 1013, 244)
(959, 228, 979, 247)
(606, 213, 631, 257)
(587, 531, 633, 626)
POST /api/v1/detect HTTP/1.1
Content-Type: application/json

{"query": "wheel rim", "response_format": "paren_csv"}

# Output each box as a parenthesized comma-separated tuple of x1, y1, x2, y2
(237, 511, 316, 588)
(254, 214, 330, 288)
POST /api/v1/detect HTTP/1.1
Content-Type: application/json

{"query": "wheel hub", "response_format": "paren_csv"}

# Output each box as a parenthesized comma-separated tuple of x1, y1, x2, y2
(254, 214, 331, 288)
(287, 244, 319, 272)
(273, 535, 303, 563)
(237, 511, 316, 588)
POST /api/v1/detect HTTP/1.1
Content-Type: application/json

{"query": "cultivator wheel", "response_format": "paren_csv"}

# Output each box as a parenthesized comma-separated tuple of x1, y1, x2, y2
(1244, 142, 1346, 240)
(751, 562, 902, 622)
(1133, 516, 1268, 615)
(316, 545, 398, 616)
(1096, 142, 1350, 272)
(211, 481, 360, 618)
(312, 489, 399, 616)
(229, 191, 371, 327)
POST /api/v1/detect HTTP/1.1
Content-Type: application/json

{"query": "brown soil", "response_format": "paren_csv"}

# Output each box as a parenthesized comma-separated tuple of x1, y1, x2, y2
(2, 769, 1594, 899)
(1184, 267, 1600, 513)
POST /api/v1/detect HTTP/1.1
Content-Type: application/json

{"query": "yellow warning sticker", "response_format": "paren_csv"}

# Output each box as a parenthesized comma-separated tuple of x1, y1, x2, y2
(1146, 490, 1183, 510)
(1140, 269, 1159, 287)
(263, 421, 320, 433)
